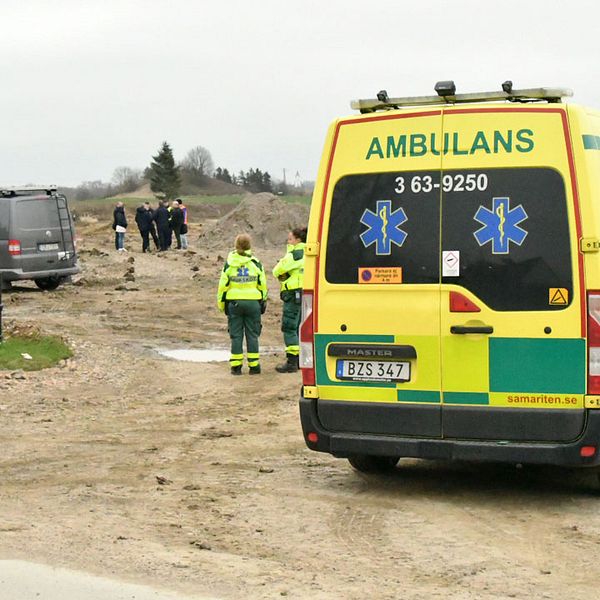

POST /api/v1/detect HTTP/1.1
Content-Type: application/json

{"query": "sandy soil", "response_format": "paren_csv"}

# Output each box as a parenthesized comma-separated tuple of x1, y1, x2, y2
(1, 211, 600, 600)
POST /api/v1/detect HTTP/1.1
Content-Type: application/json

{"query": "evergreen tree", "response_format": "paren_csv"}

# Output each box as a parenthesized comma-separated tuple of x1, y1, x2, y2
(149, 141, 181, 200)
(222, 168, 232, 184)
(262, 171, 272, 192)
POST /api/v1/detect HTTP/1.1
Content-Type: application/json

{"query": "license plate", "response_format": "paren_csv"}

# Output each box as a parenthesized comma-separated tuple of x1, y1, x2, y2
(336, 359, 411, 382)
(38, 243, 59, 251)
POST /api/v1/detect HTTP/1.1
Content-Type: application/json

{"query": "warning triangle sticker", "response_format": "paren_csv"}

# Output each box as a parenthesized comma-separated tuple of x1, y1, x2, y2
(549, 288, 568, 305)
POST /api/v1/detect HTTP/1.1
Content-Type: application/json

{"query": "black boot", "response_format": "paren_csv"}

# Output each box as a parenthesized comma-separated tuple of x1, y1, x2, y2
(231, 365, 242, 376)
(249, 365, 261, 375)
(275, 354, 299, 373)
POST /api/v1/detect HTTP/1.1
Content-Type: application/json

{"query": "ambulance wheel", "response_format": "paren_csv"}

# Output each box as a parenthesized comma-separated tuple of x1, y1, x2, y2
(34, 277, 61, 291)
(348, 455, 400, 473)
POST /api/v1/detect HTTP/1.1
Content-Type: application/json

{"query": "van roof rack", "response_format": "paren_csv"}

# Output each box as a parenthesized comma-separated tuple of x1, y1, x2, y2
(351, 81, 573, 113)
(0, 186, 58, 198)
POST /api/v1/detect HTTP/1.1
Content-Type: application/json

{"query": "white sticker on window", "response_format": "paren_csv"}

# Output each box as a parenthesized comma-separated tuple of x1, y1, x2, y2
(443, 250, 460, 277)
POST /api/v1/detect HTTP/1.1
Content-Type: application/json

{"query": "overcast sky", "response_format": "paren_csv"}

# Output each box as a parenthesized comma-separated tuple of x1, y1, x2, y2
(1, 0, 599, 187)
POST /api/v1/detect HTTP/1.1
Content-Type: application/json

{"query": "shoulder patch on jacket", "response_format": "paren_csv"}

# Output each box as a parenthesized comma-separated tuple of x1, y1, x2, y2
(292, 249, 304, 261)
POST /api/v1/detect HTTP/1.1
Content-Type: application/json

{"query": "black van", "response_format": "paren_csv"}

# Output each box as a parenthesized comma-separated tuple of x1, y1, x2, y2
(0, 187, 79, 290)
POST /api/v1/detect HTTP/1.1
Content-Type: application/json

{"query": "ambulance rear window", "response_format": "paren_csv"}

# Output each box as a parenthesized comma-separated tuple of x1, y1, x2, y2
(325, 167, 573, 311)
(442, 167, 572, 311)
(325, 171, 440, 284)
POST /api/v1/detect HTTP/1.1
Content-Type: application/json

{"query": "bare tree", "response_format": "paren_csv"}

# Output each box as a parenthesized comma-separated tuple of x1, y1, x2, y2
(181, 146, 214, 182)
(112, 166, 143, 194)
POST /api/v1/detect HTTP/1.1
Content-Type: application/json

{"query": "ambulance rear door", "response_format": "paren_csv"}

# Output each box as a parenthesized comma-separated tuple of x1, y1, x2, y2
(315, 109, 444, 438)
(439, 106, 586, 442)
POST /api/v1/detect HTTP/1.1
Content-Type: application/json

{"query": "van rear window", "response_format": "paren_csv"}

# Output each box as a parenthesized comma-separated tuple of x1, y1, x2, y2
(325, 171, 440, 284)
(442, 167, 572, 311)
(325, 168, 572, 311)
(0, 202, 8, 238)
(15, 199, 60, 230)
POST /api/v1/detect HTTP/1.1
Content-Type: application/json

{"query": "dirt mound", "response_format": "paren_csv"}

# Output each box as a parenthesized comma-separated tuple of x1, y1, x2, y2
(199, 193, 310, 249)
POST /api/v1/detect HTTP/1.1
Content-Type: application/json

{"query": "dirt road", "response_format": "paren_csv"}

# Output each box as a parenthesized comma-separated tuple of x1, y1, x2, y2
(1, 212, 600, 600)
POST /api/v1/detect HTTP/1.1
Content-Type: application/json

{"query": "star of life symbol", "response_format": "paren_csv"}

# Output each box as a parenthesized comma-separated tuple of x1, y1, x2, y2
(360, 200, 408, 255)
(473, 197, 528, 255)
(237, 266, 249, 277)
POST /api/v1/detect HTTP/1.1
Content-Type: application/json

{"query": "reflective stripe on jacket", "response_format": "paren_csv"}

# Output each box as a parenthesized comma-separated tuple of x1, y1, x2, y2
(217, 250, 268, 311)
(273, 242, 305, 291)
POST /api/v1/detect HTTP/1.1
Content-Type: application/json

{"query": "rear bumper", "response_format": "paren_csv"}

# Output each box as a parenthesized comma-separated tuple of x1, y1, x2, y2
(0, 263, 80, 281)
(299, 396, 600, 468)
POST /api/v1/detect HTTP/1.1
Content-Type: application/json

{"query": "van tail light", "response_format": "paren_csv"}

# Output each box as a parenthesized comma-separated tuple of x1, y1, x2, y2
(587, 292, 600, 393)
(8, 240, 21, 255)
(299, 290, 315, 386)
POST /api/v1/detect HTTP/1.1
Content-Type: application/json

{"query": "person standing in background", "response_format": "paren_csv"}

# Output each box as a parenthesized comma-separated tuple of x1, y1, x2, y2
(176, 198, 189, 250)
(112, 201, 128, 252)
(170, 200, 184, 250)
(134, 201, 154, 253)
(154, 200, 171, 251)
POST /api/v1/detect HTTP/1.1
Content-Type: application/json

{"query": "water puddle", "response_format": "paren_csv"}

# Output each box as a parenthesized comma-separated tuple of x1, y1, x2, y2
(0, 560, 209, 599)
(157, 347, 280, 363)
(157, 349, 230, 363)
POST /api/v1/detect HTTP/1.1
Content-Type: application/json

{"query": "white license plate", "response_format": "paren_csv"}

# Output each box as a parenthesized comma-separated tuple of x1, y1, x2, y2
(336, 359, 411, 382)
(38, 243, 59, 251)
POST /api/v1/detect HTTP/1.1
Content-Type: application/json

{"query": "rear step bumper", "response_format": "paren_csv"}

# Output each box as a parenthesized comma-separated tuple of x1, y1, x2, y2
(299, 396, 600, 468)
(0, 264, 80, 281)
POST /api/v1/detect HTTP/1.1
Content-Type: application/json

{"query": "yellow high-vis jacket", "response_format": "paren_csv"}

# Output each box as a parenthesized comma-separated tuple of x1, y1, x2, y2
(273, 242, 305, 292)
(217, 251, 268, 312)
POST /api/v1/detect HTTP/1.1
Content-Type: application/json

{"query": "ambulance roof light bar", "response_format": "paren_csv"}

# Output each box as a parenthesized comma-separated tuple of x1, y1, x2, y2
(351, 81, 574, 113)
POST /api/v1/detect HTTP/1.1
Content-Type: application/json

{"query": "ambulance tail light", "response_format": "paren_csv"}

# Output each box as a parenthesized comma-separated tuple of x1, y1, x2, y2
(8, 240, 21, 256)
(299, 290, 315, 386)
(587, 292, 600, 394)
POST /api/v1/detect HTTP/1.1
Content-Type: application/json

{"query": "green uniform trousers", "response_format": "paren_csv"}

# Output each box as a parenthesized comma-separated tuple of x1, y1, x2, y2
(227, 299, 262, 367)
(281, 292, 301, 356)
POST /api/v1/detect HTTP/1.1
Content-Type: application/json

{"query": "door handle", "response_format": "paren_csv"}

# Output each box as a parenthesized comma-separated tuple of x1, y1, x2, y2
(450, 325, 494, 335)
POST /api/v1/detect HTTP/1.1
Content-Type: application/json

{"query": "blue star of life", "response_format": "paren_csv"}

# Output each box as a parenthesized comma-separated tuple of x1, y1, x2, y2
(473, 196, 528, 255)
(360, 200, 408, 255)
(237, 266, 249, 277)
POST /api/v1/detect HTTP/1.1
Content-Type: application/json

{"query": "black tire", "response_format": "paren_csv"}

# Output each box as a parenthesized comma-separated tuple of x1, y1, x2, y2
(34, 277, 62, 291)
(348, 455, 400, 473)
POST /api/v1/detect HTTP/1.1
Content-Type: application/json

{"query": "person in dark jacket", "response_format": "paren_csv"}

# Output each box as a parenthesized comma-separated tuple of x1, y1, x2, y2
(134, 202, 155, 253)
(154, 200, 171, 251)
(170, 200, 185, 249)
(112, 202, 127, 252)
(148, 204, 160, 250)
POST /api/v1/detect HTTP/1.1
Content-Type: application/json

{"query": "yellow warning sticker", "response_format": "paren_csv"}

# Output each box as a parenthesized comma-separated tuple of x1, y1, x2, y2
(358, 267, 403, 284)
(549, 288, 569, 305)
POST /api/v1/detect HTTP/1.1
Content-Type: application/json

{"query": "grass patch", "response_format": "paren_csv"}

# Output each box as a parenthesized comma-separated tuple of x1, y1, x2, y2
(0, 335, 73, 371)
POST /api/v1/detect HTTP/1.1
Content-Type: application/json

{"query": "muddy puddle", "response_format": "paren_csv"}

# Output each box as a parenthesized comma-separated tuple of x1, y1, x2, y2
(157, 347, 280, 363)
(0, 560, 212, 599)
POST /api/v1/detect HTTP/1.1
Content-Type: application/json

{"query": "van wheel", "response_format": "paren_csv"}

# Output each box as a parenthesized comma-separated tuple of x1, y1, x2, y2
(348, 455, 400, 473)
(34, 277, 62, 291)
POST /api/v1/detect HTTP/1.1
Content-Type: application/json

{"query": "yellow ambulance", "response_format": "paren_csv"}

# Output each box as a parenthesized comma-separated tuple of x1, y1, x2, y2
(299, 82, 600, 476)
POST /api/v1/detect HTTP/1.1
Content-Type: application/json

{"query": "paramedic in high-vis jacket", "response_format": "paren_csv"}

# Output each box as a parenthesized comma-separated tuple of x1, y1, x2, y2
(217, 234, 268, 375)
(273, 227, 307, 373)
